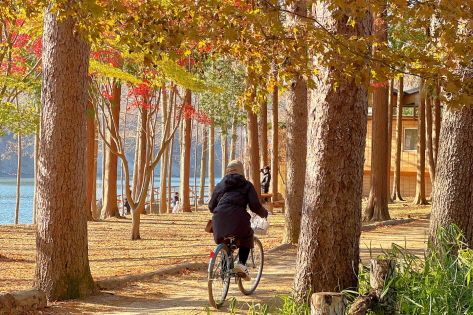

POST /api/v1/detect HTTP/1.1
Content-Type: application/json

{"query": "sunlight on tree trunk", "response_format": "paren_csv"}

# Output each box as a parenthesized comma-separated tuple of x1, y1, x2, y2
(208, 124, 215, 195)
(159, 86, 169, 214)
(413, 80, 428, 205)
(392, 76, 404, 201)
(271, 77, 279, 203)
(199, 127, 208, 205)
(247, 109, 260, 195)
(425, 90, 436, 183)
(258, 98, 269, 167)
(86, 101, 96, 221)
(179, 90, 192, 212)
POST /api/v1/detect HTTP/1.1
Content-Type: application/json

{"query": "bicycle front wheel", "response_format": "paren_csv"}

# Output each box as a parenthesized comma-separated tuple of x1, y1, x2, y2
(208, 244, 231, 308)
(238, 236, 264, 295)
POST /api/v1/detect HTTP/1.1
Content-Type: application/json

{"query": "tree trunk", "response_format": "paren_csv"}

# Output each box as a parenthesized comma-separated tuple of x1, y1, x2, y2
(33, 120, 40, 224)
(179, 90, 192, 212)
(429, 105, 473, 246)
(167, 122, 175, 213)
(159, 87, 169, 213)
(247, 109, 261, 195)
(91, 126, 98, 218)
(363, 5, 390, 222)
(199, 127, 208, 205)
(86, 101, 95, 221)
(101, 83, 121, 218)
(259, 99, 269, 167)
(413, 80, 428, 205)
(35, 9, 95, 300)
(386, 79, 394, 202)
(271, 77, 279, 202)
(283, 75, 307, 244)
(433, 80, 441, 164)
(391, 76, 404, 201)
(133, 109, 148, 201)
(220, 131, 228, 177)
(425, 91, 435, 184)
(229, 120, 237, 160)
(208, 124, 215, 195)
(15, 133, 22, 224)
(293, 2, 370, 299)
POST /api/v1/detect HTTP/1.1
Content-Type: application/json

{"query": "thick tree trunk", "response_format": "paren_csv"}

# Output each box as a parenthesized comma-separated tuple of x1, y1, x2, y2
(179, 90, 192, 212)
(101, 83, 121, 218)
(247, 109, 261, 195)
(283, 75, 307, 244)
(363, 5, 390, 222)
(159, 87, 169, 213)
(293, 2, 370, 300)
(220, 132, 228, 177)
(208, 124, 215, 195)
(35, 10, 95, 300)
(429, 106, 473, 246)
(271, 79, 279, 202)
(258, 99, 269, 167)
(15, 133, 21, 224)
(386, 79, 394, 202)
(199, 127, 208, 205)
(86, 101, 95, 221)
(413, 80, 428, 205)
(229, 120, 237, 160)
(391, 76, 404, 201)
(425, 91, 436, 183)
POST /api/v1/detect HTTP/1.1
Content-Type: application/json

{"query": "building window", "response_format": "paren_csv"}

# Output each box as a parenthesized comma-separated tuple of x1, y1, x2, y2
(404, 128, 418, 151)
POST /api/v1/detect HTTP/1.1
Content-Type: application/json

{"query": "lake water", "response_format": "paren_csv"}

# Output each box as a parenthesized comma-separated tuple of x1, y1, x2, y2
(0, 176, 219, 224)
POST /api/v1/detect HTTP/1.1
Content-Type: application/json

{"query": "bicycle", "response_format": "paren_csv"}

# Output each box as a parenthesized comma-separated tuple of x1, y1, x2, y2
(207, 235, 264, 309)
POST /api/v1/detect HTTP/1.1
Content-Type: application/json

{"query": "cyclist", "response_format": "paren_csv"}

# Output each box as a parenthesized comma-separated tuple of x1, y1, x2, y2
(208, 160, 268, 281)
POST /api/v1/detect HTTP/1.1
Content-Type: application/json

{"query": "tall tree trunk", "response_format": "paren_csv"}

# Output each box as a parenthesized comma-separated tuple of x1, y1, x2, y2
(35, 10, 95, 300)
(283, 75, 307, 244)
(33, 110, 40, 224)
(208, 124, 215, 195)
(387, 79, 394, 202)
(392, 76, 404, 201)
(167, 130, 175, 213)
(220, 132, 228, 177)
(247, 109, 261, 195)
(425, 89, 436, 183)
(293, 2, 370, 300)
(433, 80, 441, 164)
(363, 4, 390, 222)
(271, 76, 279, 203)
(199, 126, 208, 205)
(413, 80, 428, 205)
(86, 101, 95, 221)
(15, 133, 21, 224)
(159, 86, 169, 213)
(179, 90, 192, 212)
(429, 106, 473, 246)
(133, 109, 148, 201)
(91, 127, 98, 218)
(101, 83, 121, 218)
(229, 120, 237, 161)
(259, 99, 269, 167)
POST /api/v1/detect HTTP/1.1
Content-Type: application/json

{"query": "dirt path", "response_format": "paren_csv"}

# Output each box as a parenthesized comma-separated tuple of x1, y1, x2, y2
(44, 219, 428, 315)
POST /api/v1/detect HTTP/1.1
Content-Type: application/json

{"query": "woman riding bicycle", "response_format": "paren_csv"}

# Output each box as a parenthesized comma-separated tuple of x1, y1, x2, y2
(208, 160, 268, 281)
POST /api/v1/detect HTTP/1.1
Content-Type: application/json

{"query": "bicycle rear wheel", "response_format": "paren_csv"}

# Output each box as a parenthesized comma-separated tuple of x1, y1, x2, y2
(238, 236, 264, 295)
(208, 244, 231, 308)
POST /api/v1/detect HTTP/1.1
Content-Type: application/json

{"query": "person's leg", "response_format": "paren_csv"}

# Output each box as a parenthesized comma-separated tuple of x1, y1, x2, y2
(238, 247, 251, 265)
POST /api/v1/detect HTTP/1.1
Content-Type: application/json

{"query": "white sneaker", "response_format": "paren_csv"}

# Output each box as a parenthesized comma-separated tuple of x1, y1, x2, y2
(233, 263, 251, 281)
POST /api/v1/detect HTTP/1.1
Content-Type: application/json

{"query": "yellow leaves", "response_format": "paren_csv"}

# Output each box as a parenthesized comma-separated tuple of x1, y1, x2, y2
(89, 60, 142, 84)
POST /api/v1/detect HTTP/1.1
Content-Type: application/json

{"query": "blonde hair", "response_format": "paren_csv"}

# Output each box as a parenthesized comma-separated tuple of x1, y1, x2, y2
(225, 160, 245, 177)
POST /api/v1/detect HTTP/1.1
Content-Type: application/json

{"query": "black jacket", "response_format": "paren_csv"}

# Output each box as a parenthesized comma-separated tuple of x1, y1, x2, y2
(261, 171, 271, 189)
(209, 174, 268, 248)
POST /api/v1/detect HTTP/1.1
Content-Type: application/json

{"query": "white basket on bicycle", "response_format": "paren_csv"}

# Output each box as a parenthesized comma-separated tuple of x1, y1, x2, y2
(250, 213, 269, 235)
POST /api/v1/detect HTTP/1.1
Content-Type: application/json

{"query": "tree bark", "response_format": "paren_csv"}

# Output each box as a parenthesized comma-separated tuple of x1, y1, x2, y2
(258, 99, 269, 167)
(429, 105, 473, 247)
(391, 76, 404, 201)
(199, 127, 208, 205)
(159, 86, 169, 213)
(271, 77, 279, 202)
(283, 75, 307, 244)
(247, 109, 261, 195)
(229, 119, 237, 160)
(133, 109, 148, 201)
(33, 121, 40, 224)
(208, 124, 215, 195)
(363, 4, 390, 222)
(179, 90, 192, 212)
(425, 90, 436, 183)
(433, 80, 441, 164)
(220, 131, 228, 177)
(15, 133, 22, 224)
(35, 9, 95, 300)
(386, 79, 394, 202)
(413, 80, 428, 205)
(86, 101, 95, 221)
(101, 83, 121, 218)
(293, 2, 370, 299)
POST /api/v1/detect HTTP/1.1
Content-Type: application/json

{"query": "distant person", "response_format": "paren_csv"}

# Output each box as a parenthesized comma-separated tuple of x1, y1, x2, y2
(260, 166, 271, 201)
(123, 198, 131, 215)
(209, 160, 268, 280)
(171, 192, 180, 213)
